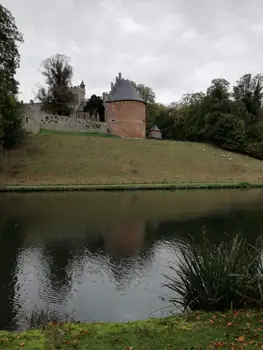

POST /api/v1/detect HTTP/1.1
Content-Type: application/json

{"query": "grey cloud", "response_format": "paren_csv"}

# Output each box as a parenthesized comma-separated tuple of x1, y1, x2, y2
(2, 0, 263, 104)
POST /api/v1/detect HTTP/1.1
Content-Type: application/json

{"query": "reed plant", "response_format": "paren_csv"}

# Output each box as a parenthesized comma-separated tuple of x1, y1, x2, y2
(163, 233, 263, 312)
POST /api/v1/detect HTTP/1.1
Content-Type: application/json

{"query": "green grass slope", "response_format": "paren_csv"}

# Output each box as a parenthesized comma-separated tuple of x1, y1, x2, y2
(1, 133, 263, 186)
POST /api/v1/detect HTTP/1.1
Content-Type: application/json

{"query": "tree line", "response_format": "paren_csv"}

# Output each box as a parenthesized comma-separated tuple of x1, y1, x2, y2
(1, 3, 263, 162)
(146, 75, 263, 160)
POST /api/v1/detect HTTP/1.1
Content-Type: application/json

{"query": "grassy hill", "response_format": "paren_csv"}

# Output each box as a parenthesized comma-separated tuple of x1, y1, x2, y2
(1, 132, 263, 186)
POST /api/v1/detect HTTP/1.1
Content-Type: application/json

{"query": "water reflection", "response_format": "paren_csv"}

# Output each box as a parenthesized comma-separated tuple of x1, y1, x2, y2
(0, 189, 263, 330)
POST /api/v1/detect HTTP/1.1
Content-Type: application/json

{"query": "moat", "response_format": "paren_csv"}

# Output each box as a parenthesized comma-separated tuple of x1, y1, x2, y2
(1, 189, 263, 330)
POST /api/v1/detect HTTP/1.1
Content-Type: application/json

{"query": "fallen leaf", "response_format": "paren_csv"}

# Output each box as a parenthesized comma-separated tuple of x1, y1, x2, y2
(212, 314, 217, 319)
(237, 336, 245, 342)
(227, 322, 233, 327)
(211, 341, 224, 348)
(209, 319, 214, 324)
(19, 342, 25, 347)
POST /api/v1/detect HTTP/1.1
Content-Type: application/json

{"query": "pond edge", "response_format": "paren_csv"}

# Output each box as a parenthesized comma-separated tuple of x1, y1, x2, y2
(1, 182, 263, 192)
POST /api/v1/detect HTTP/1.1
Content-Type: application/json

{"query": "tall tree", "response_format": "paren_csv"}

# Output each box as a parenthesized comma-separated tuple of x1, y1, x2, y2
(131, 81, 156, 104)
(233, 74, 263, 116)
(36, 54, 75, 116)
(0, 4, 23, 94)
(84, 94, 105, 122)
(207, 78, 230, 101)
(0, 5, 24, 150)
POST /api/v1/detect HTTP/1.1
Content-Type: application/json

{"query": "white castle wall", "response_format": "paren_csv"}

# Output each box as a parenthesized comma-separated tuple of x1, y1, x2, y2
(22, 103, 108, 134)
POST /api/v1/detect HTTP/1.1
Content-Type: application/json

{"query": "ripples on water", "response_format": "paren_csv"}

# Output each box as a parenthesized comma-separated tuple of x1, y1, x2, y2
(1, 189, 263, 330)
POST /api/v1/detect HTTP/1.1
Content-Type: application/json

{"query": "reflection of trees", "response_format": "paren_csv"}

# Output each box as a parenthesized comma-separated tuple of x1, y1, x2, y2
(0, 219, 25, 330)
(108, 248, 155, 289)
(42, 244, 73, 303)
(145, 208, 263, 248)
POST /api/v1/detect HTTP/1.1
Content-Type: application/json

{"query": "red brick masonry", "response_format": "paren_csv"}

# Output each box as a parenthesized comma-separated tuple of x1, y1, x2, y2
(107, 100, 146, 138)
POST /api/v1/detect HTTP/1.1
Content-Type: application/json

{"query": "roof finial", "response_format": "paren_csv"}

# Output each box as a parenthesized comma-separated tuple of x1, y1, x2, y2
(80, 80, 85, 88)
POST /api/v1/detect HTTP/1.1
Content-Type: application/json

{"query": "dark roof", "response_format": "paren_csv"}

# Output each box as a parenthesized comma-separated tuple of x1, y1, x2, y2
(150, 125, 161, 131)
(80, 80, 85, 88)
(106, 79, 145, 104)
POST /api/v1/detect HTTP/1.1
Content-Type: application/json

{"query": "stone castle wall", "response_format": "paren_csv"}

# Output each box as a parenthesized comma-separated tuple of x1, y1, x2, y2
(22, 103, 108, 134)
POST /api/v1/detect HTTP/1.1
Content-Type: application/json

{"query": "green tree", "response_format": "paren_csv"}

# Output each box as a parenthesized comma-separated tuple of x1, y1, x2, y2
(0, 4, 23, 94)
(36, 54, 75, 116)
(207, 78, 230, 101)
(131, 81, 156, 104)
(233, 74, 263, 116)
(84, 94, 105, 122)
(0, 5, 24, 150)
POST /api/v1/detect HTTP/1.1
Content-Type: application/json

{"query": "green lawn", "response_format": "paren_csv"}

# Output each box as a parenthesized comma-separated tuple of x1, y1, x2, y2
(1, 311, 263, 349)
(2, 133, 263, 186)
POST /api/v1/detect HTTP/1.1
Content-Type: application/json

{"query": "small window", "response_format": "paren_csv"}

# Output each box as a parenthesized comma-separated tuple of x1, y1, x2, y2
(25, 117, 28, 123)
(112, 119, 115, 121)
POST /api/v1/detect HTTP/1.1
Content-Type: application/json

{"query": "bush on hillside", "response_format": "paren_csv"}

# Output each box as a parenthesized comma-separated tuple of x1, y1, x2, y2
(163, 233, 263, 312)
(210, 114, 246, 151)
(0, 95, 23, 149)
(243, 141, 263, 160)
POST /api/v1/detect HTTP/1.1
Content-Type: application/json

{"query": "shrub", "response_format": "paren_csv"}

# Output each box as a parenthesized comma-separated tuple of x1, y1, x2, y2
(163, 233, 263, 312)
(246, 121, 263, 142)
(210, 114, 246, 151)
(0, 95, 23, 149)
(243, 141, 263, 160)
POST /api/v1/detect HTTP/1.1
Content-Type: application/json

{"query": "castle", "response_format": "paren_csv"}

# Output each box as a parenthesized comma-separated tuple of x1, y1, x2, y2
(22, 73, 146, 138)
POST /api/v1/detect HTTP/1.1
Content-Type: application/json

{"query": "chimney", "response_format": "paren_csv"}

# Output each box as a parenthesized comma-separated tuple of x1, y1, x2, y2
(115, 76, 118, 84)
(118, 72, 122, 81)
(111, 82, 114, 91)
(30, 99, 34, 104)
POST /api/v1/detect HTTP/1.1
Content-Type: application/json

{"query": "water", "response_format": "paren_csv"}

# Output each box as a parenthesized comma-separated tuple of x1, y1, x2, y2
(1, 189, 263, 330)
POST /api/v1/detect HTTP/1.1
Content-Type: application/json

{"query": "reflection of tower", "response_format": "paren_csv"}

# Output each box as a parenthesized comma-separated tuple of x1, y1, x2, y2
(103, 220, 156, 288)
(0, 219, 25, 330)
(105, 220, 145, 260)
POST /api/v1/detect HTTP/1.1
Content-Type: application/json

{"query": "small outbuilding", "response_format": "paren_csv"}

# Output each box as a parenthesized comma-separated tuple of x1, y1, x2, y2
(148, 125, 162, 139)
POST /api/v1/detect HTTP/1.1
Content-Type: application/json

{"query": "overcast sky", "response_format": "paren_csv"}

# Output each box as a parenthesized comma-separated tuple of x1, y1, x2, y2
(3, 0, 263, 104)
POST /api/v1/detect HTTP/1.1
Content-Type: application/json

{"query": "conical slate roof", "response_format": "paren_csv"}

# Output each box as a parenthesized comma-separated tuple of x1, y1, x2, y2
(106, 79, 145, 104)
(150, 125, 161, 131)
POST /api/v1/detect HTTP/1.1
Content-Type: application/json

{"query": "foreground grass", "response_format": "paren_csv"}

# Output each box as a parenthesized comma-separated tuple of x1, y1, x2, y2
(2, 133, 263, 186)
(2, 311, 263, 349)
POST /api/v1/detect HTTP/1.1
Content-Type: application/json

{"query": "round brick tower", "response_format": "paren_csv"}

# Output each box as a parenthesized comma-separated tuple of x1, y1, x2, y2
(105, 79, 146, 138)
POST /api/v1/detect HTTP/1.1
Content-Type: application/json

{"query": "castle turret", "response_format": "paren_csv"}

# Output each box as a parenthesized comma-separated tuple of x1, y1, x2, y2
(106, 77, 146, 138)
(79, 80, 86, 103)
